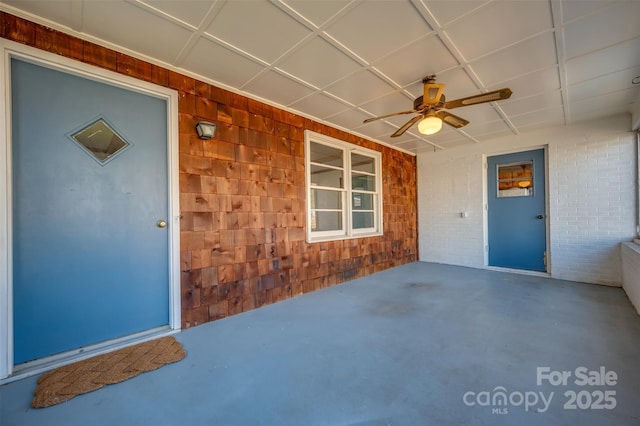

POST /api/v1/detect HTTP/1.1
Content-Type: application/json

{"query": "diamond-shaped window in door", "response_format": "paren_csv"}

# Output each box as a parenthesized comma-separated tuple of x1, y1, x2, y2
(69, 117, 131, 165)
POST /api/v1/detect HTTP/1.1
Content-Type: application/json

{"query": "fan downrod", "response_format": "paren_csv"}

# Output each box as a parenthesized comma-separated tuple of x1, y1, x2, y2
(422, 74, 437, 84)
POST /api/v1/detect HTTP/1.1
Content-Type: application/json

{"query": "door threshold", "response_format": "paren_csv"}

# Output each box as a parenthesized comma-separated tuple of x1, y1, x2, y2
(1, 326, 178, 385)
(486, 266, 550, 278)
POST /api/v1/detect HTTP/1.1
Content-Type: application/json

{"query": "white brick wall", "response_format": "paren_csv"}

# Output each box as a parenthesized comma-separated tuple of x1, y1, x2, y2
(549, 134, 636, 285)
(417, 114, 637, 286)
(621, 242, 640, 314)
(417, 153, 485, 268)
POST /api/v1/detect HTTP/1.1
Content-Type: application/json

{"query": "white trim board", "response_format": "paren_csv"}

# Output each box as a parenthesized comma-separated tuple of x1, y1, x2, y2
(0, 39, 181, 380)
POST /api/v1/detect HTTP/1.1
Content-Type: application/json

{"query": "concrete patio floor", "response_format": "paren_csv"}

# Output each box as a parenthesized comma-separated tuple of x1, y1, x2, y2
(2, 262, 640, 425)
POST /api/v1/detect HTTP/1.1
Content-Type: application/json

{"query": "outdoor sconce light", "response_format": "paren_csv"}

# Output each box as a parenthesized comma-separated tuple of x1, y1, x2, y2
(195, 121, 217, 140)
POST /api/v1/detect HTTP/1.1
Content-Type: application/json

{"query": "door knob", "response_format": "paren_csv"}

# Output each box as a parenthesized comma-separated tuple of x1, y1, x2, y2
(536, 214, 544, 220)
(156, 219, 167, 228)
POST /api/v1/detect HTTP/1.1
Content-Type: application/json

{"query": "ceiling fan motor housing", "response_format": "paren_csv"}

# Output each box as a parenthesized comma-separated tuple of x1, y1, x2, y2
(414, 94, 445, 111)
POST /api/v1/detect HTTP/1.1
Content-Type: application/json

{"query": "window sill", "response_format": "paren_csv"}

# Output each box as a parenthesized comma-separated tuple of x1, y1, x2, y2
(307, 232, 383, 244)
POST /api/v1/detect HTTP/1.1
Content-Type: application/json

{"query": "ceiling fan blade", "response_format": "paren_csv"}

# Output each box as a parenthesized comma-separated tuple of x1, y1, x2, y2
(436, 111, 469, 129)
(363, 109, 417, 124)
(444, 88, 513, 109)
(391, 115, 423, 138)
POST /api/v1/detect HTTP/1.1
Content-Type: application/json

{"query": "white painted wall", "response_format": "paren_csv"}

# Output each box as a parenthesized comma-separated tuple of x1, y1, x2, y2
(621, 242, 640, 315)
(417, 114, 637, 286)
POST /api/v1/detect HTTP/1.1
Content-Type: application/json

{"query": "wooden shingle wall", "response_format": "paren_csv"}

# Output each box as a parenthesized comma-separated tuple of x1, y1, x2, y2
(2, 13, 418, 329)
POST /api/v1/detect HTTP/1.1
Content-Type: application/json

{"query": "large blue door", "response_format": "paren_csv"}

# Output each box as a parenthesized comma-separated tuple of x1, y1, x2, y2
(487, 149, 547, 272)
(12, 59, 170, 364)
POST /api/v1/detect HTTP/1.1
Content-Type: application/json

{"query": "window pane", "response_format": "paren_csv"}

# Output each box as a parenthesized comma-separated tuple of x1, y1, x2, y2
(352, 174, 375, 191)
(312, 189, 342, 210)
(352, 193, 373, 210)
(351, 153, 375, 173)
(70, 118, 130, 164)
(311, 142, 343, 167)
(311, 165, 343, 188)
(353, 212, 374, 229)
(497, 161, 533, 198)
(312, 211, 343, 232)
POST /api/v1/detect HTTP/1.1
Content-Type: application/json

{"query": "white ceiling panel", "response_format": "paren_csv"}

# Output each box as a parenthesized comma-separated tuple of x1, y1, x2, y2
(429, 138, 474, 151)
(372, 34, 459, 87)
(140, 0, 214, 28)
(425, 0, 490, 27)
(243, 70, 315, 107)
(567, 108, 632, 125)
(393, 139, 431, 151)
(470, 32, 558, 86)
(451, 104, 502, 125)
(280, 0, 351, 27)
(510, 106, 566, 128)
(488, 66, 561, 98)
(445, 0, 553, 61)
(563, 1, 640, 59)
(568, 89, 637, 120)
(325, 108, 373, 130)
(181, 37, 265, 88)
(83, 1, 192, 63)
(423, 128, 469, 145)
(500, 91, 563, 117)
(325, 1, 432, 63)
(565, 37, 640, 85)
(561, 0, 612, 23)
(325, 70, 396, 106)
(277, 37, 361, 89)
(475, 128, 515, 142)
(463, 119, 511, 136)
(569, 67, 640, 102)
(3, 0, 639, 153)
(3, 0, 79, 29)
(352, 119, 401, 140)
(289, 93, 350, 120)
(205, 0, 311, 63)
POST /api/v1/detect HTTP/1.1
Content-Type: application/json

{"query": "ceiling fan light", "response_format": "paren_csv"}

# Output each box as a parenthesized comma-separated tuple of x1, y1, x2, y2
(418, 115, 443, 135)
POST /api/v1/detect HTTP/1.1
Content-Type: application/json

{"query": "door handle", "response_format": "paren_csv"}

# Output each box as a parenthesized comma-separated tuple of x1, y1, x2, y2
(156, 219, 167, 228)
(536, 214, 545, 220)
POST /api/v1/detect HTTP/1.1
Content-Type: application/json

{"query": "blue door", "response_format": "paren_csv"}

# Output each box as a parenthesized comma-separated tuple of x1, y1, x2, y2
(11, 59, 170, 364)
(487, 149, 546, 272)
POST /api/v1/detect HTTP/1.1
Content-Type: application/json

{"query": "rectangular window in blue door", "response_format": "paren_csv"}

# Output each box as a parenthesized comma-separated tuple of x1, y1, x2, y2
(488, 149, 547, 272)
(497, 161, 533, 197)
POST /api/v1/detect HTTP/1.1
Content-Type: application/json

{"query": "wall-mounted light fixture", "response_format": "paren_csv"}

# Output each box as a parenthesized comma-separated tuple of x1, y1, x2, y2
(195, 121, 217, 140)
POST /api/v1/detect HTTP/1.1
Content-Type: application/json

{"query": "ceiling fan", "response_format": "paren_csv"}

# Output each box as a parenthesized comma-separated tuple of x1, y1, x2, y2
(363, 75, 513, 137)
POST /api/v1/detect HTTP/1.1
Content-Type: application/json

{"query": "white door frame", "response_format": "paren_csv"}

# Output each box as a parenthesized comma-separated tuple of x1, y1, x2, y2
(0, 40, 181, 380)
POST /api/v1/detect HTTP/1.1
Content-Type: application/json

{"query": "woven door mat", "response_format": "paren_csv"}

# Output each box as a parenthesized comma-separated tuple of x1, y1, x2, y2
(32, 336, 186, 408)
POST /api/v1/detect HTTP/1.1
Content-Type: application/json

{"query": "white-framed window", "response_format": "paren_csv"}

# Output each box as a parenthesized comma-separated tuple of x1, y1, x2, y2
(304, 130, 383, 242)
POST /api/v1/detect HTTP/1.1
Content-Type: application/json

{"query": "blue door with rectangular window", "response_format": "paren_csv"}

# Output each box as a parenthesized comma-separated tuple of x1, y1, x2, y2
(11, 58, 170, 364)
(487, 149, 547, 272)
